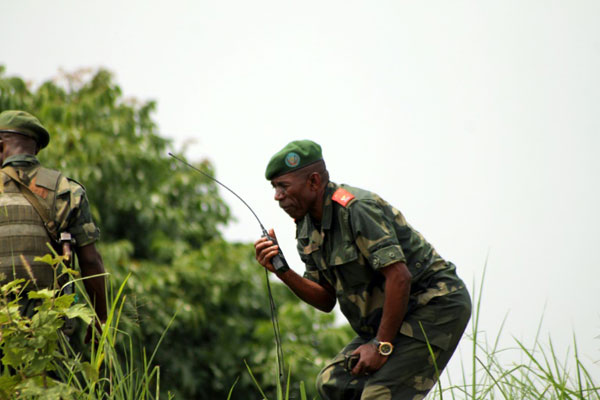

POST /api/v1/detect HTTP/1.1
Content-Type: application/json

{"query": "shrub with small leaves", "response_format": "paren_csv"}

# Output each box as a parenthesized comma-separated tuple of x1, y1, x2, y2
(0, 255, 93, 398)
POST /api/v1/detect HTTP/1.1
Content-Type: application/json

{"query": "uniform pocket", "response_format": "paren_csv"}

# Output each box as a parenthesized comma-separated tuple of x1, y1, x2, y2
(328, 242, 367, 289)
(334, 261, 374, 289)
(328, 241, 358, 266)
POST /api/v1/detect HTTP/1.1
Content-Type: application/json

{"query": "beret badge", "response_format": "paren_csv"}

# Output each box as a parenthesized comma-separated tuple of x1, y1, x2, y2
(284, 152, 300, 168)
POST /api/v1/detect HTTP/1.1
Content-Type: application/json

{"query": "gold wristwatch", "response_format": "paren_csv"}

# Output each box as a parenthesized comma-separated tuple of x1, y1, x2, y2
(371, 338, 394, 356)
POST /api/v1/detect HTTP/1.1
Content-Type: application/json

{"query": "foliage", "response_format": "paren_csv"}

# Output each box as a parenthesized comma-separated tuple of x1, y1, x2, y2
(1, 280, 82, 398)
(103, 238, 353, 399)
(0, 249, 88, 396)
(0, 256, 167, 400)
(0, 65, 229, 260)
(0, 65, 354, 399)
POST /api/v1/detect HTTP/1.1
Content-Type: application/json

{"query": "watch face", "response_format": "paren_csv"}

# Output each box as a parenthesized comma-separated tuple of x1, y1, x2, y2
(379, 342, 393, 356)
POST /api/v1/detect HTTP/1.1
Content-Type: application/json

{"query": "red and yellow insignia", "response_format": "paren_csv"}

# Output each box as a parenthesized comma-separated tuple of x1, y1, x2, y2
(29, 177, 48, 199)
(332, 188, 355, 207)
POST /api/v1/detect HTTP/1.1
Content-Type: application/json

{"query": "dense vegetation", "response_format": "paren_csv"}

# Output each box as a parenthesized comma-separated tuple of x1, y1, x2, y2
(0, 65, 353, 399)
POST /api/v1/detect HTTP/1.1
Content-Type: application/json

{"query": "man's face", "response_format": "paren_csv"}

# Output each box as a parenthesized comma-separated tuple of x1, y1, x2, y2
(271, 171, 315, 220)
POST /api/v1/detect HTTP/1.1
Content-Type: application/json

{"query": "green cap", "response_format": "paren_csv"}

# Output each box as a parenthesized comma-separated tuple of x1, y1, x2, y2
(265, 140, 323, 180)
(0, 110, 50, 149)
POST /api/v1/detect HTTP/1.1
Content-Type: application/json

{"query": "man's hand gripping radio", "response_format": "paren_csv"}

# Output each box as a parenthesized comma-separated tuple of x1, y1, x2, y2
(262, 230, 290, 273)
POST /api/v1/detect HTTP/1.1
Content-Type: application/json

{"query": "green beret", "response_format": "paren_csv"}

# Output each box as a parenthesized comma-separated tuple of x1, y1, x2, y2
(0, 110, 50, 149)
(265, 140, 323, 180)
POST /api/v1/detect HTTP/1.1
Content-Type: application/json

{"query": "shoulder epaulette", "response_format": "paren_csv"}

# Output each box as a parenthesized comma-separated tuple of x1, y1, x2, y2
(35, 167, 61, 190)
(332, 187, 355, 207)
(29, 168, 61, 199)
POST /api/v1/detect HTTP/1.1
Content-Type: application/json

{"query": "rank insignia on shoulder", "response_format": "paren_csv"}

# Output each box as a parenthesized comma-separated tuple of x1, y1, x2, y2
(332, 188, 355, 207)
(29, 177, 48, 199)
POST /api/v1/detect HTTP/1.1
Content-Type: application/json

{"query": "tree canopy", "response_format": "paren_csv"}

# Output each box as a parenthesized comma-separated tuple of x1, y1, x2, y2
(0, 65, 353, 399)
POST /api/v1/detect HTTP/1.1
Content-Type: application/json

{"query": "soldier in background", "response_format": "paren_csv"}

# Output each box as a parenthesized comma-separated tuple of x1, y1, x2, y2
(254, 140, 471, 400)
(0, 110, 106, 341)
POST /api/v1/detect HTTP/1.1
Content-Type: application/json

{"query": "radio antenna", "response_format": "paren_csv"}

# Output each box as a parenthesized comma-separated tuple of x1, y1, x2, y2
(168, 152, 287, 388)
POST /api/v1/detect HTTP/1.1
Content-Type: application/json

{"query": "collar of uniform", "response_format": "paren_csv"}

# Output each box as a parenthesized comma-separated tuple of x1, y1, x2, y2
(320, 181, 338, 231)
(2, 154, 40, 168)
(296, 214, 310, 239)
(296, 181, 338, 239)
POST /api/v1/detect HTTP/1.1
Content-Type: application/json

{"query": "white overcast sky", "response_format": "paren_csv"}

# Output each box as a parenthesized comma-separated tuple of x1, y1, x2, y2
(2, 0, 599, 379)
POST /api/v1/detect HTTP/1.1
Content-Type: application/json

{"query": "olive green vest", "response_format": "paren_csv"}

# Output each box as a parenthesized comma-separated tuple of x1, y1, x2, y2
(0, 167, 62, 289)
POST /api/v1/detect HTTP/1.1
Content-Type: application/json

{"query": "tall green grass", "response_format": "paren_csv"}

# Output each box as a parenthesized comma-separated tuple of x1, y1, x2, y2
(429, 265, 600, 400)
(57, 273, 175, 399)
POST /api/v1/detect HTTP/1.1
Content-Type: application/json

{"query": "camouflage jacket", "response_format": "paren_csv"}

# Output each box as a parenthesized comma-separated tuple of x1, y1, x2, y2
(1, 154, 100, 247)
(297, 182, 465, 348)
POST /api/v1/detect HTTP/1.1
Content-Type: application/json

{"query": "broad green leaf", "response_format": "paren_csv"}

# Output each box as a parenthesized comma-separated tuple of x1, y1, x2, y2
(54, 293, 75, 309)
(64, 303, 94, 325)
(1, 278, 25, 294)
(33, 254, 58, 266)
(28, 288, 57, 300)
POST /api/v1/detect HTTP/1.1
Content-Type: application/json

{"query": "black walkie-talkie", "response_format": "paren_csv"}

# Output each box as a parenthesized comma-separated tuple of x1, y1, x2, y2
(262, 229, 290, 273)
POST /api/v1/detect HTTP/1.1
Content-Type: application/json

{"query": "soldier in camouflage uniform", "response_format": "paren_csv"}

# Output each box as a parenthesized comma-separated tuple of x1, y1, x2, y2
(255, 140, 471, 400)
(0, 110, 107, 338)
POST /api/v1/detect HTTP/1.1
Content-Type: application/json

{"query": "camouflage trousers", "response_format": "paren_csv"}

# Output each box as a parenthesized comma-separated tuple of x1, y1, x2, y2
(316, 287, 471, 400)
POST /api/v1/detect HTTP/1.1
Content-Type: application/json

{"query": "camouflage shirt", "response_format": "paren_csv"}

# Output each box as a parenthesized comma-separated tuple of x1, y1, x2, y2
(1, 154, 100, 246)
(297, 182, 465, 348)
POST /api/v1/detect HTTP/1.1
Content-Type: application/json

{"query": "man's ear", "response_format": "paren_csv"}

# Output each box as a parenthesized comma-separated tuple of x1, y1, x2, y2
(308, 172, 322, 190)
